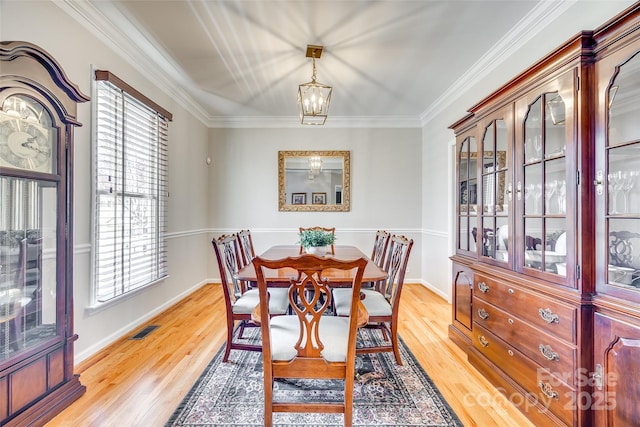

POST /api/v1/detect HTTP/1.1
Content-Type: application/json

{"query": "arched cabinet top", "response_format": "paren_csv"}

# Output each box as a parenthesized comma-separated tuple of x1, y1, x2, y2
(1, 41, 89, 126)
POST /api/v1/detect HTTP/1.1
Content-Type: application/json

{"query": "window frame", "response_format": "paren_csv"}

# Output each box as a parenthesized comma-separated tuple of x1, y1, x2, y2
(91, 70, 172, 305)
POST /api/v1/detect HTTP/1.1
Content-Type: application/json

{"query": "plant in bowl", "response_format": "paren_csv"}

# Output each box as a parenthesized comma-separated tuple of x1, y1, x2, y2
(299, 229, 336, 255)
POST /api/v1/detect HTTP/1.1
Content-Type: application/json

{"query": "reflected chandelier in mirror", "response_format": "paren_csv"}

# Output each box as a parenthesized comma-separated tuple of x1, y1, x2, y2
(278, 150, 350, 212)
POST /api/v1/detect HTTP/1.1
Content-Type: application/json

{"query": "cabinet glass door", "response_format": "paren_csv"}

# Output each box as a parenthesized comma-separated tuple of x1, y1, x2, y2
(479, 109, 511, 264)
(522, 92, 570, 278)
(457, 135, 478, 255)
(602, 51, 640, 293)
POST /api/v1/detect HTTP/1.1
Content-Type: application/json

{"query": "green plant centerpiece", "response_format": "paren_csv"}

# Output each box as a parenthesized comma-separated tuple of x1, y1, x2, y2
(299, 229, 336, 255)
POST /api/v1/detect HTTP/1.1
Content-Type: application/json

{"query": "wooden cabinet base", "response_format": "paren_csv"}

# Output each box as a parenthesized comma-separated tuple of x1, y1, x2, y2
(448, 323, 471, 350)
(3, 377, 85, 427)
(468, 349, 571, 427)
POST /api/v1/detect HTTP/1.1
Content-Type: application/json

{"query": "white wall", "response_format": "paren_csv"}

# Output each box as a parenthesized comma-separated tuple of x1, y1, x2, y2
(1, 1, 212, 363)
(207, 127, 423, 279)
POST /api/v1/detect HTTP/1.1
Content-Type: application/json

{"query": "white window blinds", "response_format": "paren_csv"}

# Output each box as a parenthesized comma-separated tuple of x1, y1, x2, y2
(93, 71, 170, 303)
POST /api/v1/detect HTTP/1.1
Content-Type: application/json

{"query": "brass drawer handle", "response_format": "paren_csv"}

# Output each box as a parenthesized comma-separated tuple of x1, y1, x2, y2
(478, 281, 489, 293)
(508, 288, 514, 294)
(539, 344, 560, 361)
(539, 381, 559, 400)
(538, 308, 560, 324)
(508, 318, 514, 325)
(477, 308, 489, 320)
(478, 335, 489, 347)
(507, 350, 514, 356)
(592, 364, 603, 390)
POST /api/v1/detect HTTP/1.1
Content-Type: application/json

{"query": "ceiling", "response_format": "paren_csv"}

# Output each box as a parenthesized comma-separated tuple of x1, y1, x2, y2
(56, 1, 616, 128)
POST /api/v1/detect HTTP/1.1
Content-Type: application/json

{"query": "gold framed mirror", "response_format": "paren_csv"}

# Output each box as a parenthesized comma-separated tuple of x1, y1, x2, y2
(278, 150, 350, 212)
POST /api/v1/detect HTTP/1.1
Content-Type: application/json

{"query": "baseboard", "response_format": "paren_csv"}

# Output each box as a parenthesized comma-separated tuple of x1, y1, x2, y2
(415, 279, 450, 302)
(75, 279, 212, 364)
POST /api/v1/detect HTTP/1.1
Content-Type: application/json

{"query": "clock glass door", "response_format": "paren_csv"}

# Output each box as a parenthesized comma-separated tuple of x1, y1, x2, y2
(0, 95, 59, 361)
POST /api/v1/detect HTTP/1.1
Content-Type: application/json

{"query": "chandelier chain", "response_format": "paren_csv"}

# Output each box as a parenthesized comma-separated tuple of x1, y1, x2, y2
(311, 58, 317, 82)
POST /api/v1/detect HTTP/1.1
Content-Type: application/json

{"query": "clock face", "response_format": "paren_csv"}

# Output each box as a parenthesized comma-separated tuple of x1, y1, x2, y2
(0, 111, 53, 172)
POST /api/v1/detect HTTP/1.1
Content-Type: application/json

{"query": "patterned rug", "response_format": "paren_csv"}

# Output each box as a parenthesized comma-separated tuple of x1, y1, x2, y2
(166, 328, 462, 426)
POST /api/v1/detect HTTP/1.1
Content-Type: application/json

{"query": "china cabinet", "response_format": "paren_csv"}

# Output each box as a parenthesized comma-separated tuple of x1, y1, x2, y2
(449, 4, 640, 426)
(591, 8, 640, 426)
(0, 42, 87, 425)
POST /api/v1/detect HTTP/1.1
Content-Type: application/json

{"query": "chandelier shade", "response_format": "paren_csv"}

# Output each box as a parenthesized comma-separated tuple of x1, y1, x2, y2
(298, 45, 332, 125)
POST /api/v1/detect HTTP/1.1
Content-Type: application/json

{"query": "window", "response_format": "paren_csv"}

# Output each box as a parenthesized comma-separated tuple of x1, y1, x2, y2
(93, 70, 172, 303)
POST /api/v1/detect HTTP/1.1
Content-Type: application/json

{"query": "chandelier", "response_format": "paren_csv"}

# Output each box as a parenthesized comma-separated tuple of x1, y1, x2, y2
(308, 155, 323, 175)
(298, 45, 332, 125)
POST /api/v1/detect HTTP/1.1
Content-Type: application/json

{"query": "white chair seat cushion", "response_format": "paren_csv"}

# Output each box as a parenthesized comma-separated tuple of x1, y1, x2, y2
(333, 288, 392, 317)
(268, 315, 350, 363)
(232, 288, 289, 315)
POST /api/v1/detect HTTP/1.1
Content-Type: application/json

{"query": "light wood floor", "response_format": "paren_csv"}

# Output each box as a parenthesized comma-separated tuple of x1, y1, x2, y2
(47, 284, 533, 427)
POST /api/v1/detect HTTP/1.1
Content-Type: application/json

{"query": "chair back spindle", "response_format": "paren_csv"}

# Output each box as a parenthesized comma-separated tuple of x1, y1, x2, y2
(213, 234, 245, 301)
(380, 235, 412, 302)
(237, 229, 256, 267)
(288, 272, 332, 357)
(371, 230, 390, 268)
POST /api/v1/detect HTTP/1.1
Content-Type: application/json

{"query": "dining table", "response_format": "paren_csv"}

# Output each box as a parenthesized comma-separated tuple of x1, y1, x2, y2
(240, 244, 384, 327)
(236, 244, 387, 286)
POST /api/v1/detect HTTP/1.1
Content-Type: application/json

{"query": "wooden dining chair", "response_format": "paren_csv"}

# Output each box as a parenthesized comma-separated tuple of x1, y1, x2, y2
(211, 234, 290, 362)
(333, 234, 413, 365)
(253, 254, 368, 427)
(237, 229, 256, 267)
(298, 226, 336, 254)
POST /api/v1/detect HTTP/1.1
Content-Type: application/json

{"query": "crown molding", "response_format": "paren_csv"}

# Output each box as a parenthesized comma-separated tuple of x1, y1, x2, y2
(419, 0, 575, 127)
(207, 115, 422, 128)
(56, 0, 212, 125)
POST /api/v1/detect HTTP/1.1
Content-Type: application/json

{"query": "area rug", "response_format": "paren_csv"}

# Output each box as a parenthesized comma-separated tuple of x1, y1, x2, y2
(166, 328, 462, 426)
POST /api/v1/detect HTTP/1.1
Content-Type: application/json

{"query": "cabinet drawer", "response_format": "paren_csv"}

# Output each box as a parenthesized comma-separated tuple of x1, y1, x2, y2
(473, 298, 577, 384)
(473, 324, 574, 426)
(474, 275, 576, 343)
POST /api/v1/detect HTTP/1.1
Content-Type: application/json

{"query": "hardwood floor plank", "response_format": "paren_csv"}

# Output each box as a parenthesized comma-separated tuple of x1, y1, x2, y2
(46, 284, 533, 426)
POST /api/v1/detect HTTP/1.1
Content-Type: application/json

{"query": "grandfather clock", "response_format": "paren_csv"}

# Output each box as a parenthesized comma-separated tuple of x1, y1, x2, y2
(0, 41, 88, 425)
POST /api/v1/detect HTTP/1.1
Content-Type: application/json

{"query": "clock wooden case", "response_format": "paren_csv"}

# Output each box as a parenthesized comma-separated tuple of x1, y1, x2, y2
(449, 4, 640, 426)
(0, 41, 88, 426)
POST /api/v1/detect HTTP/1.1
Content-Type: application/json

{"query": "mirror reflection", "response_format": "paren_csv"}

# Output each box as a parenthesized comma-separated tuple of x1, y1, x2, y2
(278, 150, 350, 212)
